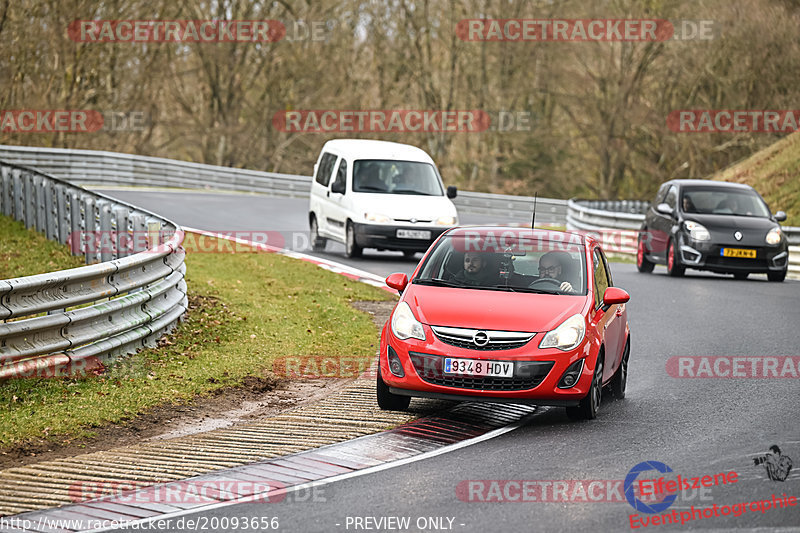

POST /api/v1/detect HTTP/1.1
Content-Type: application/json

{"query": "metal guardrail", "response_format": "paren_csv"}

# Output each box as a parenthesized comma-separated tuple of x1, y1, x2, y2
(0, 161, 187, 380)
(0, 145, 567, 222)
(567, 198, 800, 278)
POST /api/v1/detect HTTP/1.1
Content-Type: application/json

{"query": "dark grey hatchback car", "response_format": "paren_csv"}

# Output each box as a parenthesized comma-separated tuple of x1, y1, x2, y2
(637, 179, 789, 281)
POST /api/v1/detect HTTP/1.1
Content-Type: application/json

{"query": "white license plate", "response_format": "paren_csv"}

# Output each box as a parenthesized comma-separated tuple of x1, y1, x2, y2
(397, 229, 431, 240)
(444, 358, 514, 377)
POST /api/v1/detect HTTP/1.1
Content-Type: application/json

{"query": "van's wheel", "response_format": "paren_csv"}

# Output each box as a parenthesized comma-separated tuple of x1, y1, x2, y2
(667, 238, 685, 277)
(566, 355, 603, 420)
(610, 338, 629, 399)
(345, 222, 362, 258)
(402, 250, 416, 259)
(310, 216, 326, 251)
(377, 367, 410, 411)
(636, 232, 655, 273)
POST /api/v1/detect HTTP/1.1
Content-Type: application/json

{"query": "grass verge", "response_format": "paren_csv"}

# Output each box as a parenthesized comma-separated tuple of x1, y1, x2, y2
(0, 214, 85, 279)
(0, 233, 393, 449)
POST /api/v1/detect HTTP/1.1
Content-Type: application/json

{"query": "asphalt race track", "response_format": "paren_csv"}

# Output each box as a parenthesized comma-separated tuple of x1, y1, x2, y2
(99, 189, 800, 532)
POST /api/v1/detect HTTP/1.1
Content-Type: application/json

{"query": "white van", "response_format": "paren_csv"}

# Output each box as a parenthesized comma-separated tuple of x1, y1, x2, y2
(308, 139, 458, 258)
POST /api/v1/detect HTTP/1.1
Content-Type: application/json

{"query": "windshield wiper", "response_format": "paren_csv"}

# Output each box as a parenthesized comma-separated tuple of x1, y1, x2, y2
(492, 284, 554, 294)
(413, 277, 461, 287)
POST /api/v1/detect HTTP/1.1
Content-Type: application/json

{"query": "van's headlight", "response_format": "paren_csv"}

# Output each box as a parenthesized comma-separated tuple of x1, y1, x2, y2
(391, 302, 426, 341)
(365, 212, 391, 223)
(684, 220, 710, 241)
(766, 227, 782, 245)
(435, 216, 457, 225)
(539, 314, 585, 351)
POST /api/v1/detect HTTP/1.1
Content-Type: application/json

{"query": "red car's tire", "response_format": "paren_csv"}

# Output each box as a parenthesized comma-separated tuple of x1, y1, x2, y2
(610, 338, 629, 400)
(567, 355, 603, 420)
(376, 367, 410, 411)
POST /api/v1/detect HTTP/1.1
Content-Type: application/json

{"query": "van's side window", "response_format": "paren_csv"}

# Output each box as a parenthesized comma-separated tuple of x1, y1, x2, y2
(315, 153, 337, 186)
(331, 159, 347, 194)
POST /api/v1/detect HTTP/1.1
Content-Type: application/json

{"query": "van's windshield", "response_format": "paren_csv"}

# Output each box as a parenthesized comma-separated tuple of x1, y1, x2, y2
(353, 160, 443, 196)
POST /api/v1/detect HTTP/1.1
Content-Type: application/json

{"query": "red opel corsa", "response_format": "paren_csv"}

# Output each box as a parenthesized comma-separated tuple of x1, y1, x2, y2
(377, 227, 631, 420)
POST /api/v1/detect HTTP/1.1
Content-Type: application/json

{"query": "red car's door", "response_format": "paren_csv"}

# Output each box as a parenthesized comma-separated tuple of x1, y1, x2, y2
(590, 247, 625, 381)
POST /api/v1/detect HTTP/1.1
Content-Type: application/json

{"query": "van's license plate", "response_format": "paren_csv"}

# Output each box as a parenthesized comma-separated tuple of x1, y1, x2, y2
(444, 358, 514, 377)
(397, 229, 431, 240)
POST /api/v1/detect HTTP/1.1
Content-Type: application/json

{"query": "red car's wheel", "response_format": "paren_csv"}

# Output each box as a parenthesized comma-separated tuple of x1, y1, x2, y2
(610, 338, 630, 399)
(376, 367, 410, 411)
(666, 239, 685, 277)
(567, 355, 603, 420)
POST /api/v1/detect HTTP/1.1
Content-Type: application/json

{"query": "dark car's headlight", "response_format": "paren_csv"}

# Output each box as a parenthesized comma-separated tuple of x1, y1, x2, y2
(539, 314, 585, 351)
(684, 220, 710, 241)
(391, 302, 426, 341)
(766, 227, 782, 245)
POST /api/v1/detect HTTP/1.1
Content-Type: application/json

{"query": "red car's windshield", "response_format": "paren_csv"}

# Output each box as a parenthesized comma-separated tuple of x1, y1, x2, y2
(414, 231, 588, 295)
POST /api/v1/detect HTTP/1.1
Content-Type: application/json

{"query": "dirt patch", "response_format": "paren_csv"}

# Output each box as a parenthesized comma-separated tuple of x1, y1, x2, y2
(0, 299, 396, 470)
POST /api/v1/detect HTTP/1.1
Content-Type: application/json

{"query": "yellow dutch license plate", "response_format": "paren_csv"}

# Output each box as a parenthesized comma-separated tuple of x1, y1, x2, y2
(721, 248, 756, 259)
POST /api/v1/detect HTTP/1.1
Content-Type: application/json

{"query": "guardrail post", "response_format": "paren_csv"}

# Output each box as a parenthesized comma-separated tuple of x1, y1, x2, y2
(55, 184, 69, 244)
(98, 199, 114, 262)
(113, 206, 131, 258)
(0, 166, 10, 216)
(35, 174, 47, 233)
(11, 168, 23, 221)
(44, 181, 58, 241)
(69, 191, 82, 256)
(24, 171, 36, 229)
(82, 195, 98, 264)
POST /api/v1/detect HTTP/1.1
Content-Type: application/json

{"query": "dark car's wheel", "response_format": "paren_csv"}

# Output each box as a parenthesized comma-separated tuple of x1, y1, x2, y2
(567, 355, 603, 420)
(636, 232, 655, 273)
(666, 238, 685, 277)
(610, 338, 630, 399)
(345, 222, 363, 258)
(733, 272, 749, 280)
(768, 269, 787, 282)
(377, 367, 410, 411)
(309, 215, 326, 251)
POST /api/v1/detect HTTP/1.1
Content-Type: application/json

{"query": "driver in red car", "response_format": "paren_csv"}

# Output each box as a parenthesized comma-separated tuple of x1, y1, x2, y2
(538, 251, 577, 293)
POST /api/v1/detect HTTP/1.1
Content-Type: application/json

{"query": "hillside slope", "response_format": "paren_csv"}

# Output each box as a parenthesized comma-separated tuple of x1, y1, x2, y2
(713, 132, 800, 226)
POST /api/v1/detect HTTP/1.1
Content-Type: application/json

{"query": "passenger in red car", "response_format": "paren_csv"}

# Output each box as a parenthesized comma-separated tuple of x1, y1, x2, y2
(453, 252, 497, 286)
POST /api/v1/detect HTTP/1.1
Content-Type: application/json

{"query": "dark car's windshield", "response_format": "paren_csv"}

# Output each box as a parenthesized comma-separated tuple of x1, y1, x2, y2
(352, 159, 443, 196)
(414, 230, 587, 295)
(681, 188, 771, 217)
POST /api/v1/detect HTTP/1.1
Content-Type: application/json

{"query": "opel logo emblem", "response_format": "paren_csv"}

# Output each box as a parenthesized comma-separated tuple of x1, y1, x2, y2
(734, 231, 743, 241)
(473, 331, 489, 347)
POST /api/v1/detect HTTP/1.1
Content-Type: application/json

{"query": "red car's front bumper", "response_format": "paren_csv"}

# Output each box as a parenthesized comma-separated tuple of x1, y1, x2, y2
(379, 322, 599, 406)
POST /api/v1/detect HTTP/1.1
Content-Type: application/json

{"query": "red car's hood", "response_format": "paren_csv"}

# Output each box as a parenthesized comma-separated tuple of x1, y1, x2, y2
(403, 285, 589, 332)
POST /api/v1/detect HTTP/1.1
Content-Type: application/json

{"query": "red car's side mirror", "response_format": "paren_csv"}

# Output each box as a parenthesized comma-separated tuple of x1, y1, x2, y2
(603, 287, 630, 306)
(385, 273, 409, 293)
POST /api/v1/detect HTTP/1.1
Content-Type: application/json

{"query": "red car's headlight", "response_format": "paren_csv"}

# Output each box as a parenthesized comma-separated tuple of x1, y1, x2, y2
(391, 302, 426, 341)
(539, 314, 586, 351)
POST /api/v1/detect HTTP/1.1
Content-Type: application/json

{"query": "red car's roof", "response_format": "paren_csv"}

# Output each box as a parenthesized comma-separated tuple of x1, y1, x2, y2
(444, 226, 593, 245)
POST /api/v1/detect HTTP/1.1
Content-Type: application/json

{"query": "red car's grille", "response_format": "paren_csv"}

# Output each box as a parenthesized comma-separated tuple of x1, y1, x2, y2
(430, 326, 535, 351)
(409, 352, 554, 392)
